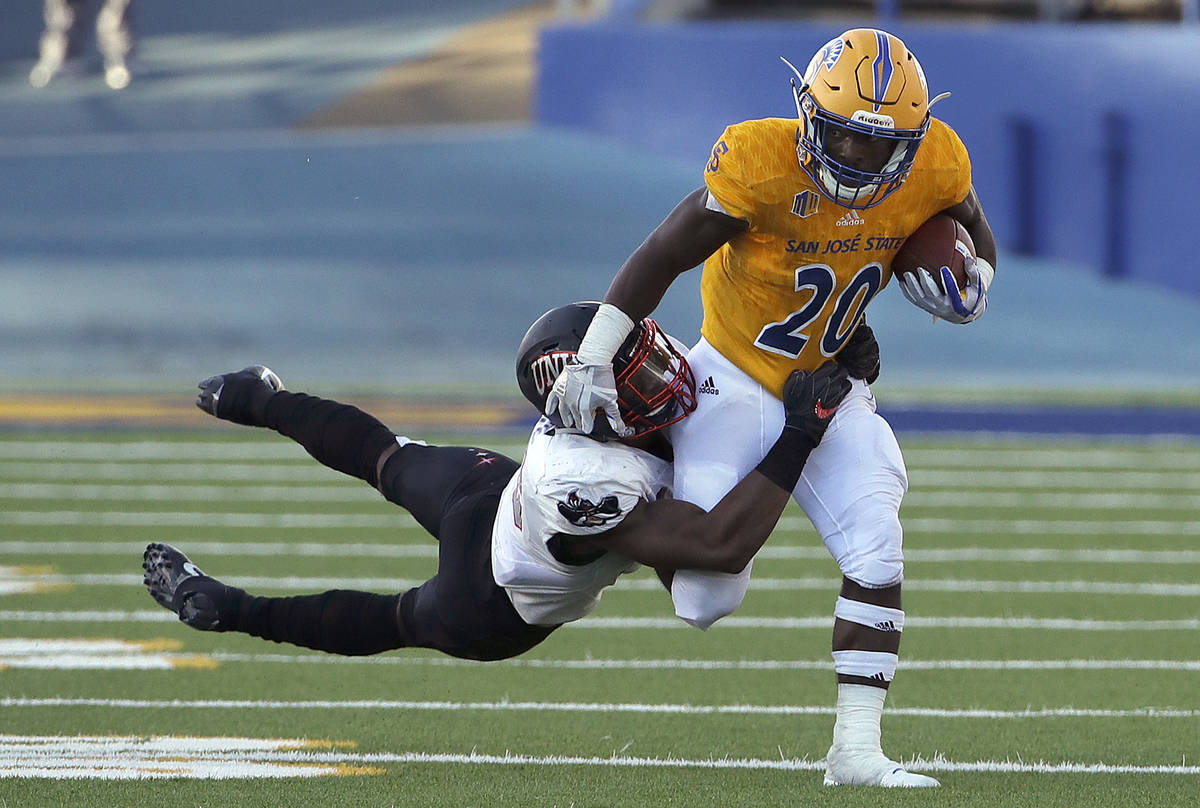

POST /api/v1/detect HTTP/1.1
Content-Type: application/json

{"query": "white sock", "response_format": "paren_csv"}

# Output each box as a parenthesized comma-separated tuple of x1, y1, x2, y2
(831, 683, 886, 750)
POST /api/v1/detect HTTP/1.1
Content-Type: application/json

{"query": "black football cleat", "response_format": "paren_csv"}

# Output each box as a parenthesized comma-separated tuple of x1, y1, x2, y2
(195, 365, 284, 426)
(142, 542, 226, 630)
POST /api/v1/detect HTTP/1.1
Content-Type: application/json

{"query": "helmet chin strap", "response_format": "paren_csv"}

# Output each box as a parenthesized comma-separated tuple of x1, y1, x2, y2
(817, 163, 878, 205)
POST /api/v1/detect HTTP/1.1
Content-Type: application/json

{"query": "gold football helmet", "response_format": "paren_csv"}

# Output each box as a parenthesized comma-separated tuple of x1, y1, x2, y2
(783, 29, 932, 209)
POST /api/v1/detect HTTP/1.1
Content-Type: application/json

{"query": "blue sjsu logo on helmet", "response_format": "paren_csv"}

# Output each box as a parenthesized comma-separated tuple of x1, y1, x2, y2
(818, 39, 844, 73)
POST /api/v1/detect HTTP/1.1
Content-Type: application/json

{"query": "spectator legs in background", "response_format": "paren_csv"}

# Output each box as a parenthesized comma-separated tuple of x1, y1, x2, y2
(29, 0, 136, 90)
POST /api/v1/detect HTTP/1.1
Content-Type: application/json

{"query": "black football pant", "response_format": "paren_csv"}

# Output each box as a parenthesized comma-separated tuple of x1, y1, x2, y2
(219, 391, 557, 661)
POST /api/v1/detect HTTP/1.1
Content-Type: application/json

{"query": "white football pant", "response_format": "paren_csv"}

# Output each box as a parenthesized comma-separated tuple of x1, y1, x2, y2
(669, 338, 907, 629)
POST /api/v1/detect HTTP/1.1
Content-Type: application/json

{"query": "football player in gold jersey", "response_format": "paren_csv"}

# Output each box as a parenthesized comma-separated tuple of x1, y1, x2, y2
(546, 28, 997, 787)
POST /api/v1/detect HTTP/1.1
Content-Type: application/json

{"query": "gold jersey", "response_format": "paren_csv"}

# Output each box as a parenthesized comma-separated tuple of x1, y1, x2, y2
(701, 116, 972, 396)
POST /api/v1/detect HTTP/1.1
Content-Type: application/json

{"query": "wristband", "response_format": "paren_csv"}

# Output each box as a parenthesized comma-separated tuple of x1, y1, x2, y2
(576, 303, 635, 365)
(755, 428, 818, 492)
(974, 257, 995, 292)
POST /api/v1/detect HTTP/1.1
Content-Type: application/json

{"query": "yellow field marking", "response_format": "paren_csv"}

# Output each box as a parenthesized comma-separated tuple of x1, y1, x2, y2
(0, 565, 71, 595)
(31, 582, 74, 594)
(294, 738, 358, 750)
(0, 400, 177, 419)
(149, 757, 382, 775)
(12, 565, 55, 576)
(0, 638, 217, 671)
(0, 394, 527, 428)
(167, 656, 220, 670)
(134, 638, 183, 653)
(0, 734, 382, 779)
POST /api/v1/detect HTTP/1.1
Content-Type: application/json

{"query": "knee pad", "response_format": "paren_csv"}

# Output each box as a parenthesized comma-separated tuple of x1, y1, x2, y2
(834, 510, 905, 588)
(843, 557, 905, 589)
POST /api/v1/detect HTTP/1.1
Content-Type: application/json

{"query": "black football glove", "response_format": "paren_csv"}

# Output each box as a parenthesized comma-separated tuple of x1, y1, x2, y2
(195, 365, 284, 427)
(835, 323, 880, 384)
(782, 361, 852, 444)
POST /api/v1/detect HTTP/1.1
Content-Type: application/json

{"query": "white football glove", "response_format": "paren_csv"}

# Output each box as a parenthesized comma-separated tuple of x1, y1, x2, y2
(898, 254, 994, 324)
(545, 362, 630, 436)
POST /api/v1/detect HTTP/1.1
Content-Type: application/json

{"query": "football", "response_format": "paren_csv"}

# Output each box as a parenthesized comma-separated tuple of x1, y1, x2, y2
(891, 213, 976, 294)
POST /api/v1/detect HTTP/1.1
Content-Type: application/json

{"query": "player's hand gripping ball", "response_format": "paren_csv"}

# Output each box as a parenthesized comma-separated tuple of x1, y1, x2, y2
(891, 213, 975, 294)
(893, 214, 990, 324)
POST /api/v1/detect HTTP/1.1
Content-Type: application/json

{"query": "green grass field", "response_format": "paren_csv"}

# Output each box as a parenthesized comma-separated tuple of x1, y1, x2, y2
(1, 428, 1197, 807)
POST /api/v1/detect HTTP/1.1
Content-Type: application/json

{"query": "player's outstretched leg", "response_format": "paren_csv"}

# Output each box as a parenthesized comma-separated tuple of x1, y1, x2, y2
(142, 542, 235, 630)
(143, 542, 410, 655)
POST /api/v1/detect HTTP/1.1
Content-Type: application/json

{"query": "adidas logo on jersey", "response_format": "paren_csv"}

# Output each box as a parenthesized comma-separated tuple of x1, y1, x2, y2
(698, 376, 720, 395)
(834, 210, 866, 227)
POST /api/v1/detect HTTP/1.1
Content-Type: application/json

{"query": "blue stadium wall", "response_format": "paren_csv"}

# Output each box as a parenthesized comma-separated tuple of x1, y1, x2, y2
(536, 22, 1200, 297)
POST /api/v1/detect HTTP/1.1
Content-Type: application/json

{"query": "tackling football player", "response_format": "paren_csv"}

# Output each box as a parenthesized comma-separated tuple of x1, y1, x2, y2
(143, 302, 863, 668)
(545, 29, 997, 788)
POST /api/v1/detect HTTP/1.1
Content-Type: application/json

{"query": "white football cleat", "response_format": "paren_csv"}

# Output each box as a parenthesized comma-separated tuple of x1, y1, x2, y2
(823, 745, 940, 788)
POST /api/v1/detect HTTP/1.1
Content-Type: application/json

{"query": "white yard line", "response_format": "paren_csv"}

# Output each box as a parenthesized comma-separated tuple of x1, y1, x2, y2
(0, 656, 185, 670)
(196, 654, 1200, 671)
(4, 483, 1197, 510)
(3, 511, 1200, 536)
(892, 518, 1200, 536)
(4, 540, 1200, 565)
(0, 511, 412, 529)
(1, 610, 1196, 632)
(7, 462, 1200, 490)
(568, 615, 1200, 629)
(0, 734, 373, 779)
(0, 462, 349, 482)
(0, 441, 527, 462)
(0, 442, 310, 460)
(903, 490, 1198, 509)
(904, 446, 1200, 470)
(23, 572, 1200, 596)
(0, 483, 379, 502)
(0, 540, 439, 557)
(3, 696, 1197, 720)
(224, 750, 1200, 775)
(0, 735, 1194, 776)
(911, 469, 1200, 489)
(0, 610, 175, 622)
(1, 441, 1198, 467)
(0, 638, 209, 670)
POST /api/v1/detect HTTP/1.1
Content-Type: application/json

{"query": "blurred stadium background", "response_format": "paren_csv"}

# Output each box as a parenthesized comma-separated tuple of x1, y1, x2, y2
(1, 0, 1199, 431)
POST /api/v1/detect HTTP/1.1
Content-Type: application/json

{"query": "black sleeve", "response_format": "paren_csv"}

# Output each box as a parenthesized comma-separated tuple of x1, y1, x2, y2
(262, 391, 398, 489)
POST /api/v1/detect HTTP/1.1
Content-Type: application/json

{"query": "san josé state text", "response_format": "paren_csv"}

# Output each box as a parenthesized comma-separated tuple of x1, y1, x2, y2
(786, 235, 907, 254)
